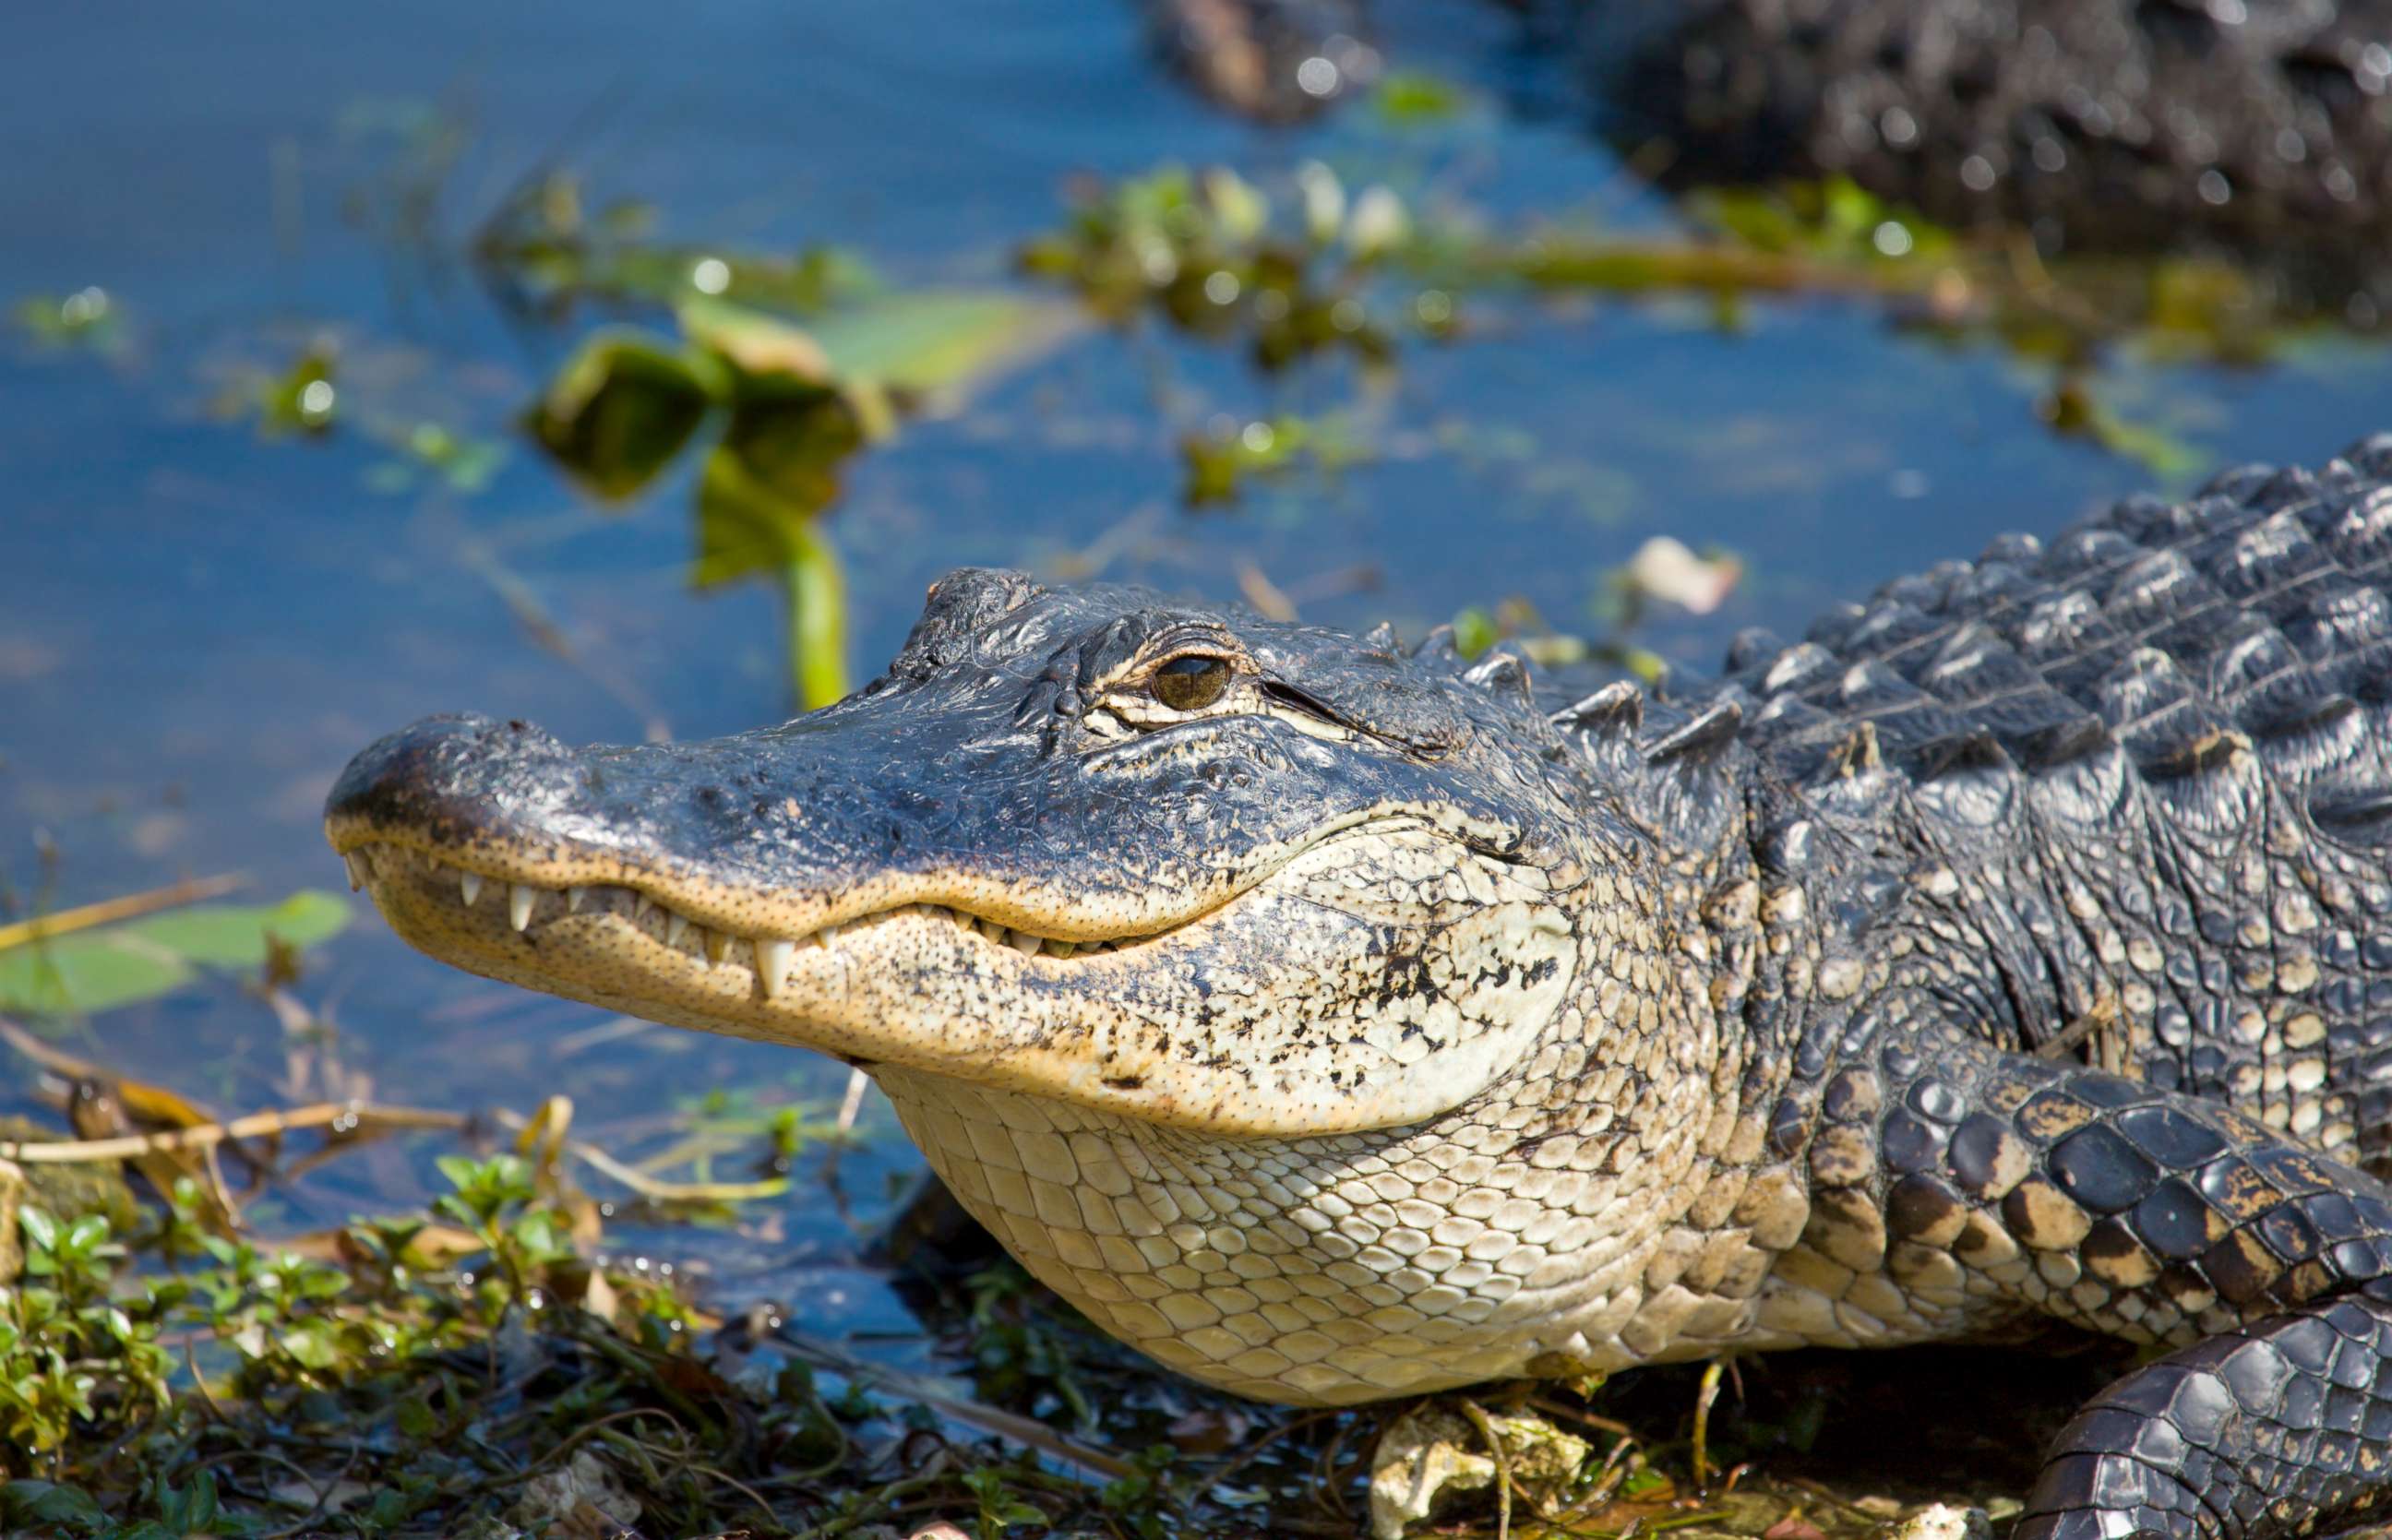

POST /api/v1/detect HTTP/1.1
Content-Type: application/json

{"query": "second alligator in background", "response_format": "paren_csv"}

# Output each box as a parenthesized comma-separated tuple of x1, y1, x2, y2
(1154, 0, 2392, 300)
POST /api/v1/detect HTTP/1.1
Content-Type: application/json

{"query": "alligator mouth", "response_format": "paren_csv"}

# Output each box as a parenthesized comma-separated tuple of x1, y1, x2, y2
(330, 798, 1561, 1137)
(338, 840, 1170, 1003)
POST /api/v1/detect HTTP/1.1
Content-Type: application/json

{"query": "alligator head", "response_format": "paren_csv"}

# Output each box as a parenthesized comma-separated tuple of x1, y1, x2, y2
(327, 567, 1728, 1403)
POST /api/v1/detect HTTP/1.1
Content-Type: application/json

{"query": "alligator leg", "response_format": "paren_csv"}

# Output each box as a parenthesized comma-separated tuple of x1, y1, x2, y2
(1796, 1023, 2392, 1538)
(2017, 1293, 2392, 1540)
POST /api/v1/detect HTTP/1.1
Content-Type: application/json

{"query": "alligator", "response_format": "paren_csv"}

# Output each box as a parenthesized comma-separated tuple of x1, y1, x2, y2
(1148, 0, 2392, 283)
(1584, 0, 2392, 264)
(331, 436, 2392, 1540)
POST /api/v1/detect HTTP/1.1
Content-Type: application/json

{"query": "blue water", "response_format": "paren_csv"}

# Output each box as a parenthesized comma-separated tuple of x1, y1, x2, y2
(7, 0, 2392, 1308)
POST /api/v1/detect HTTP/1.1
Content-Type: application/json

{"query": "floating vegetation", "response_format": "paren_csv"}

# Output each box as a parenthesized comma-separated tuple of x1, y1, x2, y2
(10, 288, 128, 357)
(213, 343, 341, 438)
(1369, 71, 1469, 127)
(475, 169, 882, 324)
(524, 290, 1073, 708)
(1020, 163, 1442, 375)
(360, 420, 509, 496)
(0, 877, 347, 1019)
(1025, 163, 2373, 480)
(1182, 412, 1371, 506)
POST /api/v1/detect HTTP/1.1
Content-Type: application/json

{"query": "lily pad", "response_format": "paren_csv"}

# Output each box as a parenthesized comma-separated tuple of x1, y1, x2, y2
(0, 891, 352, 1017)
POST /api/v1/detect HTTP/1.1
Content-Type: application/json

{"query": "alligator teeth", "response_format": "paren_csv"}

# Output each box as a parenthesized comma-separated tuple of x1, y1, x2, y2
(344, 852, 370, 891)
(387, 850, 1128, 969)
(756, 938, 794, 996)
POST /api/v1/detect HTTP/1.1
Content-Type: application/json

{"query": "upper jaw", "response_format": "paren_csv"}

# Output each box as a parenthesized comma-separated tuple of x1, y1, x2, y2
(319, 710, 1238, 951)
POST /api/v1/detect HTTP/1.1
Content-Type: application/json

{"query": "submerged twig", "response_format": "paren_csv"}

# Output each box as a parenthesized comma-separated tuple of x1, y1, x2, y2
(0, 1100, 466, 1163)
(489, 1104, 787, 1201)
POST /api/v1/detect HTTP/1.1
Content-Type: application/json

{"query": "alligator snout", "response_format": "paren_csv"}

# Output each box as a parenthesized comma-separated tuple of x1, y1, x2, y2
(325, 713, 582, 842)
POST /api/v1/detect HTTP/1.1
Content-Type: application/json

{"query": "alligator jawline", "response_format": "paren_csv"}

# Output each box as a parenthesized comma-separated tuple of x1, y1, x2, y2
(339, 840, 1171, 998)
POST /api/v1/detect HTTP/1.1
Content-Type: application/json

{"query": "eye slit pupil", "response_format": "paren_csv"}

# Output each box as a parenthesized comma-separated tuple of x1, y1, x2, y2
(1152, 654, 1231, 711)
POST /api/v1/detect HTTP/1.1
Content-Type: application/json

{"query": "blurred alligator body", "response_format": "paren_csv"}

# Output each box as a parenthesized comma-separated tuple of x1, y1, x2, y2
(1155, 0, 2392, 272)
(335, 438, 2392, 1539)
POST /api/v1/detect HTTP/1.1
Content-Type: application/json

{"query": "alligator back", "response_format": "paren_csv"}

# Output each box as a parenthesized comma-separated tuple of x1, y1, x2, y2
(1682, 436, 2392, 1171)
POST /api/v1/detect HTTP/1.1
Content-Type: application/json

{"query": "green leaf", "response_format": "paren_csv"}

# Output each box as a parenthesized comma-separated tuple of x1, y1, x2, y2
(281, 1320, 341, 1371)
(678, 296, 837, 388)
(523, 330, 716, 501)
(717, 394, 864, 519)
(681, 291, 1073, 415)
(18, 1206, 58, 1257)
(3, 1479, 106, 1528)
(1374, 71, 1466, 124)
(801, 290, 1072, 398)
(0, 892, 352, 1016)
(691, 446, 819, 590)
(0, 937, 189, 1017)
(122, 890, 350, 965)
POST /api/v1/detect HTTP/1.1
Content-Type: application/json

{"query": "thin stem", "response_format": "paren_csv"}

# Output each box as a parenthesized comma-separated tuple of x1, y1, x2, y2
(784, 521, 848, 710)
(0, 873, 244, 952)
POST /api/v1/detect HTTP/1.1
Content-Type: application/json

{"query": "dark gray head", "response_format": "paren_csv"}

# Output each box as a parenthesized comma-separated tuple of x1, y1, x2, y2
(327, 568, 1653, 1136)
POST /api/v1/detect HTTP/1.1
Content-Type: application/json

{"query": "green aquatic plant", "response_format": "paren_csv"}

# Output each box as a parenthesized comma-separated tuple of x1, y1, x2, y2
(0, 889, 349, 1019)
(222, 346, 341, 437)
(361, 421, 508, 495)
(1181, 411, 1372, 505)
(1020, 162, 1444, 374)
(523, 290, 1070, 710)
(474, 168, 882, 323)
(10, 288, 127, 356)
(1026, 161, 2369, 482)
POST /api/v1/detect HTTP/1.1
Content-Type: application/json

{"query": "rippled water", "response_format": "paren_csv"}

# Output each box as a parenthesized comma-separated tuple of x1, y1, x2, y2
(9, 0, 2392, 1325)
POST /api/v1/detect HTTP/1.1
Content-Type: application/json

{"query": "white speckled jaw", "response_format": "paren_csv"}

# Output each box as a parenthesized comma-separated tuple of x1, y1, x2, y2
(335, 818, 1576, 1138)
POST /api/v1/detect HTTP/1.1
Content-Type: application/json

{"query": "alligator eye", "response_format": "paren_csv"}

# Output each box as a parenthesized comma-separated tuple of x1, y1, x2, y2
(1152, 654, 1233, 711)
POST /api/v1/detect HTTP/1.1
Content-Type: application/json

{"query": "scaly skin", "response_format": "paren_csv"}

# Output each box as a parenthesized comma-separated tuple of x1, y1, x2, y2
(329, 436, 2392, 1538)
(1581, 0, 2392, 260)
